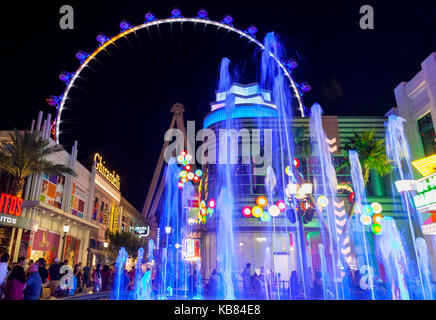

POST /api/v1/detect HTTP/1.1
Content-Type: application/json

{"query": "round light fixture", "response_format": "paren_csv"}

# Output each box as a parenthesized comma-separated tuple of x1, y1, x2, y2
(373, 214, 383, 224)
(195, 169, 203, 177)
(317, 196, 329, 208)
(252, 206, 263, 218)
(260, 211, 272, 222)
(276, 200, 286, 212)
(372, 223, 382, 235)
(285, 166, 293, 177)
(256, 196, 268, 207)
(360, 214, 372, 226)
(362, 204, 373, 216)
(242, 206, 252, 218)
(370, 202, 383, 214)
(268, 205, 280, 217)
(208, 199, 216, 209)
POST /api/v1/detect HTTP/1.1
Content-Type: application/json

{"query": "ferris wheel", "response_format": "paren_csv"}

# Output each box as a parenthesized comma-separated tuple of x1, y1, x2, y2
(47, 8, 312, 143)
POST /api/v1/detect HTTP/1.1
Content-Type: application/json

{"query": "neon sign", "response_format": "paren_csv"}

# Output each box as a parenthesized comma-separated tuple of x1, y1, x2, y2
(94, 153, 120, 190)
(413, 173, 436, 209)
(0, 193, 23, 216)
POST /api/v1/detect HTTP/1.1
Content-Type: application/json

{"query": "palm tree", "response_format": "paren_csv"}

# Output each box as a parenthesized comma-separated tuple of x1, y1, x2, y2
(0, 129, 75, 197)
(342, 129, 392, 185)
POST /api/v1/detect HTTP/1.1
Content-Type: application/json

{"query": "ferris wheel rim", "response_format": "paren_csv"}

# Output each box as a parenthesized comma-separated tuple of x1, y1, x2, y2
(55, 17, 305, 144)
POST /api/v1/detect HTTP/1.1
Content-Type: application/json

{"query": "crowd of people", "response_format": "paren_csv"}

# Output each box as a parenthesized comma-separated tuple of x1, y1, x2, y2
(0, 252, 141, 300)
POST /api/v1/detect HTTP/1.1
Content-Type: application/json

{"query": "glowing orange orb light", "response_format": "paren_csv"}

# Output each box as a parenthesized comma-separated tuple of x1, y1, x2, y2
(256, 196, 268, 207)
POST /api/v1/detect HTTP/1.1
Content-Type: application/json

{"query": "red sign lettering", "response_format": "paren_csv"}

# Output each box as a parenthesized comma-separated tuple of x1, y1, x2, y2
(0, 193, 23, 217)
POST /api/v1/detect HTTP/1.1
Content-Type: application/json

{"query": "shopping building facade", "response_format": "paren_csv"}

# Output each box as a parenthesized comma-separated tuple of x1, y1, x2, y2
(0, 112, 147, 268)
(197, 82, 409, 285)
(392, 52, 436, 280)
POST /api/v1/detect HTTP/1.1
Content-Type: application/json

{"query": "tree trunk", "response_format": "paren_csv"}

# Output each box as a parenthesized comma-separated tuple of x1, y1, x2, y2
(11, 178, 25, 197)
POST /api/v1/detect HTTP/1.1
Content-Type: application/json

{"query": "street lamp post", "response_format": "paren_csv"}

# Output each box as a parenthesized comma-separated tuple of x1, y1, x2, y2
(103, 242, 108, 264)
(61, 224, 70, 262)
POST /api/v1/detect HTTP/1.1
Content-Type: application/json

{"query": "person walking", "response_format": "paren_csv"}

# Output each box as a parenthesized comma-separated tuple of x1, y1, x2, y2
(101, 265, 112, 291)
(92, 264, 102, 293)
(48, 258, 61, 297)
(3, 265, 27, 300)
(0, 253, 9, 299)
(74, 264, 83, 294)
(23, 263, 42, 300)
(82, 265, 91, 289)
(290, 271, 300, 300)
(241, 263, 252, 299)
(312, 271, 323, 300)
(37, 258, 49, 298)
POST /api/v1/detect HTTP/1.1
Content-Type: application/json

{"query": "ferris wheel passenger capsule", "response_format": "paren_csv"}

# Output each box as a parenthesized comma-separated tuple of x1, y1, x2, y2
(120, 20, 133, 32)
(75, 50, 90, 64)
(59, 71, 74, 85)
(245, 25, 258, 38)
(46, 95, 62, 109)
(221, 15, 234, 27)
(145, 11, 158, 23)
(96, 33, 110, 46)
(196, 9, 209, 20)
(170, 7, 183, 18)
(284, 59, 298, 71)
(299, 82, 312, 94)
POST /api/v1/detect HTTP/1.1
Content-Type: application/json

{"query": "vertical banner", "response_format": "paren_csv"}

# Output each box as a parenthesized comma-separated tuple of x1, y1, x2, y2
(111, 206, 122, 234)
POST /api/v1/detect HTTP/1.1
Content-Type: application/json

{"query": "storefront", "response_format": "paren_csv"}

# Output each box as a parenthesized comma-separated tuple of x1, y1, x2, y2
(410, 155, 436, 281)
(0, 192, 38, 257)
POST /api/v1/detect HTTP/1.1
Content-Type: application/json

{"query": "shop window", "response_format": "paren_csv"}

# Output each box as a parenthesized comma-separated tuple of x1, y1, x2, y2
(418, 113, 436, 156)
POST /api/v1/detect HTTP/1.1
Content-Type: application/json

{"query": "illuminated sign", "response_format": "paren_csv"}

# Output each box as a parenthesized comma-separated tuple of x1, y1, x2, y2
(94, 153, 120, 190)
(134, 226, 150, 238)
(0, 193, 23, 216)
(412, 154, 436, 177)
(110, 206, 122, 234)
(413, 173, 436, 210)
(182, 238, 201, 261)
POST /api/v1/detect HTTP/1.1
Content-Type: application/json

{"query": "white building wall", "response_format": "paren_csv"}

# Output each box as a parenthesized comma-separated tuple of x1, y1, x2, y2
(395, 52, 436, 164)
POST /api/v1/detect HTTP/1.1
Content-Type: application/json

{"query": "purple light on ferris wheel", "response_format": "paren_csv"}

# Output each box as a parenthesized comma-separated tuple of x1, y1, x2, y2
(96, 33, 110, 46)
(196, 9, 209, 20)
(170, 8, 183, 18)
(220, 15, 234, 27)
(120, 20, 133, 32)
(284, 59, 298, 71)
(59, 71, 74, 85)
(75, 50, 90, 64)
(245, 25, 258, 38)
(145, 11, 157, 23)
(299, 82, 312, 94)
(46, 95, 62, 109)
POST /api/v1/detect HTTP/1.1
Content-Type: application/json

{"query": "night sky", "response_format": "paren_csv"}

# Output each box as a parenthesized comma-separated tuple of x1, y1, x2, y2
(1, 0, 436, 211)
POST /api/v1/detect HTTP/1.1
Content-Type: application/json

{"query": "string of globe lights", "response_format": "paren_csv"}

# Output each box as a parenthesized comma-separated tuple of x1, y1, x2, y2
(47, 7, 312, 143)
(176, 151, 215, 225)
(239, 155, 385, 236)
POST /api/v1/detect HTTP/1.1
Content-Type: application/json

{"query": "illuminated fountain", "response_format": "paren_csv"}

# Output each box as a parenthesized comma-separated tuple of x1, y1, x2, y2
(348, 150, 376, 300)
(215, 57, 237, 300)
(309, 103, 343, 300)
(386, 115, 433, 299)
(112, 247, 129, 300)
